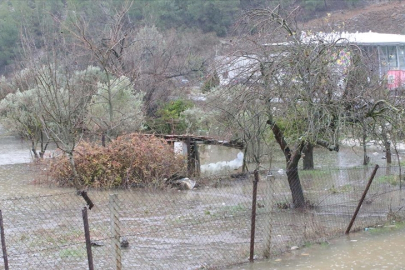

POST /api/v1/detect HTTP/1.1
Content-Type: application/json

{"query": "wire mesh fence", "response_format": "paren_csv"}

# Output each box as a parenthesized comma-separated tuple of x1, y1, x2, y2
(0, 165, 405, 269)
(258, 165, 405, 257)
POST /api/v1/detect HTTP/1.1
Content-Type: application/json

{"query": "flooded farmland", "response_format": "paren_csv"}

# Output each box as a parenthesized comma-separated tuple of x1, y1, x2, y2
(0, 127, 405, 269)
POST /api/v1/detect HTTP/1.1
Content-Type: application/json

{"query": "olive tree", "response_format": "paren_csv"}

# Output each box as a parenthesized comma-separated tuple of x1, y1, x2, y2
(0, 88, 49, 159)
(18, 20, 99, 188)
(86, 73, 145, 140)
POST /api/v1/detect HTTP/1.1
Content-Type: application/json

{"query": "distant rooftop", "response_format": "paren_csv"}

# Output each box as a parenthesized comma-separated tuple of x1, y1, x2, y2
(301, 31, 405, 46)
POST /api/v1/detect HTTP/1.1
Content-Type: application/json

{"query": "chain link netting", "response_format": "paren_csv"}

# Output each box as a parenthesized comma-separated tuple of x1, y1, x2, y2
(0, 166, 404, 269)
(257, 165, 405, 257)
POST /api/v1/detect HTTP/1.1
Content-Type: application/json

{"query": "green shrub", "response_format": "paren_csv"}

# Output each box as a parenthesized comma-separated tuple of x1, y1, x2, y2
(147, 99, 193, 134)
(49, 134, 186, 188)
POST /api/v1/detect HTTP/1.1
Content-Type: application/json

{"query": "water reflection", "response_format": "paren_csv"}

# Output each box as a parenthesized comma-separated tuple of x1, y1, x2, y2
(199, 145, 244, 175)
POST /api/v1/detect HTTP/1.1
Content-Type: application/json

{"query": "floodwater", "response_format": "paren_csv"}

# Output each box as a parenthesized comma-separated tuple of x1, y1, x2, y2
(233, 226, 405, 269)
(0, 130, 33, 166)
(1, 127, 405, 269)
(0, 128, 70, 198)
(199, 141, 393, 177)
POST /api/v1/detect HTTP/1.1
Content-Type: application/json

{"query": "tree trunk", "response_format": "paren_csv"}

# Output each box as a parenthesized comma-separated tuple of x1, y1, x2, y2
(31, 139, 39, 159)
(39, 131, 48, 159)
(68, 152, 81, 189)
(385, 141, 392, 164)
(286, 161, 305, 208)
(381, 125, 391, 164)
(267, 120, 306, 208)
(362, 124, 369, 165)
(393, 144, 402, 189)
(302, 143, 314, 170)
(242, 146, 248, 173)
(102, 133, 106, 147)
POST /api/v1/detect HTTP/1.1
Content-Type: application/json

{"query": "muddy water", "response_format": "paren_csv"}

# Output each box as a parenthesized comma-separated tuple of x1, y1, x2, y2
(199, 143, 393, 176)
(1, 127, 405, 269)
(0, 131, 33, 166)
(233, 226, 405, 269)
(0, 129, 70, 198)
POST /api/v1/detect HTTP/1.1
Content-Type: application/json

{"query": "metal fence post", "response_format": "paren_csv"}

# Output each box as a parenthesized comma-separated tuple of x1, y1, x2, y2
(109, 194, 122, 270)
(345, 164, 379, 234)
(82, 207, 94, 270)
(250, 170, 259, 262)
(263, 173, 275, 258)
(0, 210, 8, 270)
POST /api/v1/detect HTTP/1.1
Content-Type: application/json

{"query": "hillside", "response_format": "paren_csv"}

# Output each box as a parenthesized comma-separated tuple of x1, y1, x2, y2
(302, 1, 405, 34)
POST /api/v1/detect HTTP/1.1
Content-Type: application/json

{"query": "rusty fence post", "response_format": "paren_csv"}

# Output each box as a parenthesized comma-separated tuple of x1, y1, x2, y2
(109, 194, 122, 270)
(0, 210, 8, 270)
(81, 191, 94, 210)
(250, 170, 259, 262)
(82, 207, 94, 270)
(345, 164, 379, 234)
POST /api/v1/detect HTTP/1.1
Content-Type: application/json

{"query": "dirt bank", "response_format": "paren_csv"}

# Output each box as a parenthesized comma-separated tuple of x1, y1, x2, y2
(302, 1, 405, 34)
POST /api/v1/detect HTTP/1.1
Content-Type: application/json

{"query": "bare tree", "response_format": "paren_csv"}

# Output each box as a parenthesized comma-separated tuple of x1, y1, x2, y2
(206, 84, 272, 171)
(227, 7, 343, 207)
(211, 6, 397, 207)
(62, 2, 137, 141)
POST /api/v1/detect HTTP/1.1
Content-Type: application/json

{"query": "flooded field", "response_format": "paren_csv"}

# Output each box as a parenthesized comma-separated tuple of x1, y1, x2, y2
(0, 132, 33, 166)
(233, 225, 405, 269)
(0, 127, 405, 269)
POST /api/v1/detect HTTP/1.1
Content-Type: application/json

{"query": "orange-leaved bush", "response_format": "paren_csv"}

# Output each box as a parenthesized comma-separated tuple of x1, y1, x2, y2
(48, 134, 186, 188)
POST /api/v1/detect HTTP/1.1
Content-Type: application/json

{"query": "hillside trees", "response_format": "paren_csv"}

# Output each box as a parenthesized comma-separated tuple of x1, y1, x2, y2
(0, 0, 69, 74)
(0, 1, 20, 73)
(0, 0, 382, 77)
(142, 0, 245, 37)
(63, 2, 213, 132)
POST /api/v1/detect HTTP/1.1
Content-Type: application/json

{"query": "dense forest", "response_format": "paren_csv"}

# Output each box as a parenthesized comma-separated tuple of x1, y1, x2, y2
(0, 0, 364, 75)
